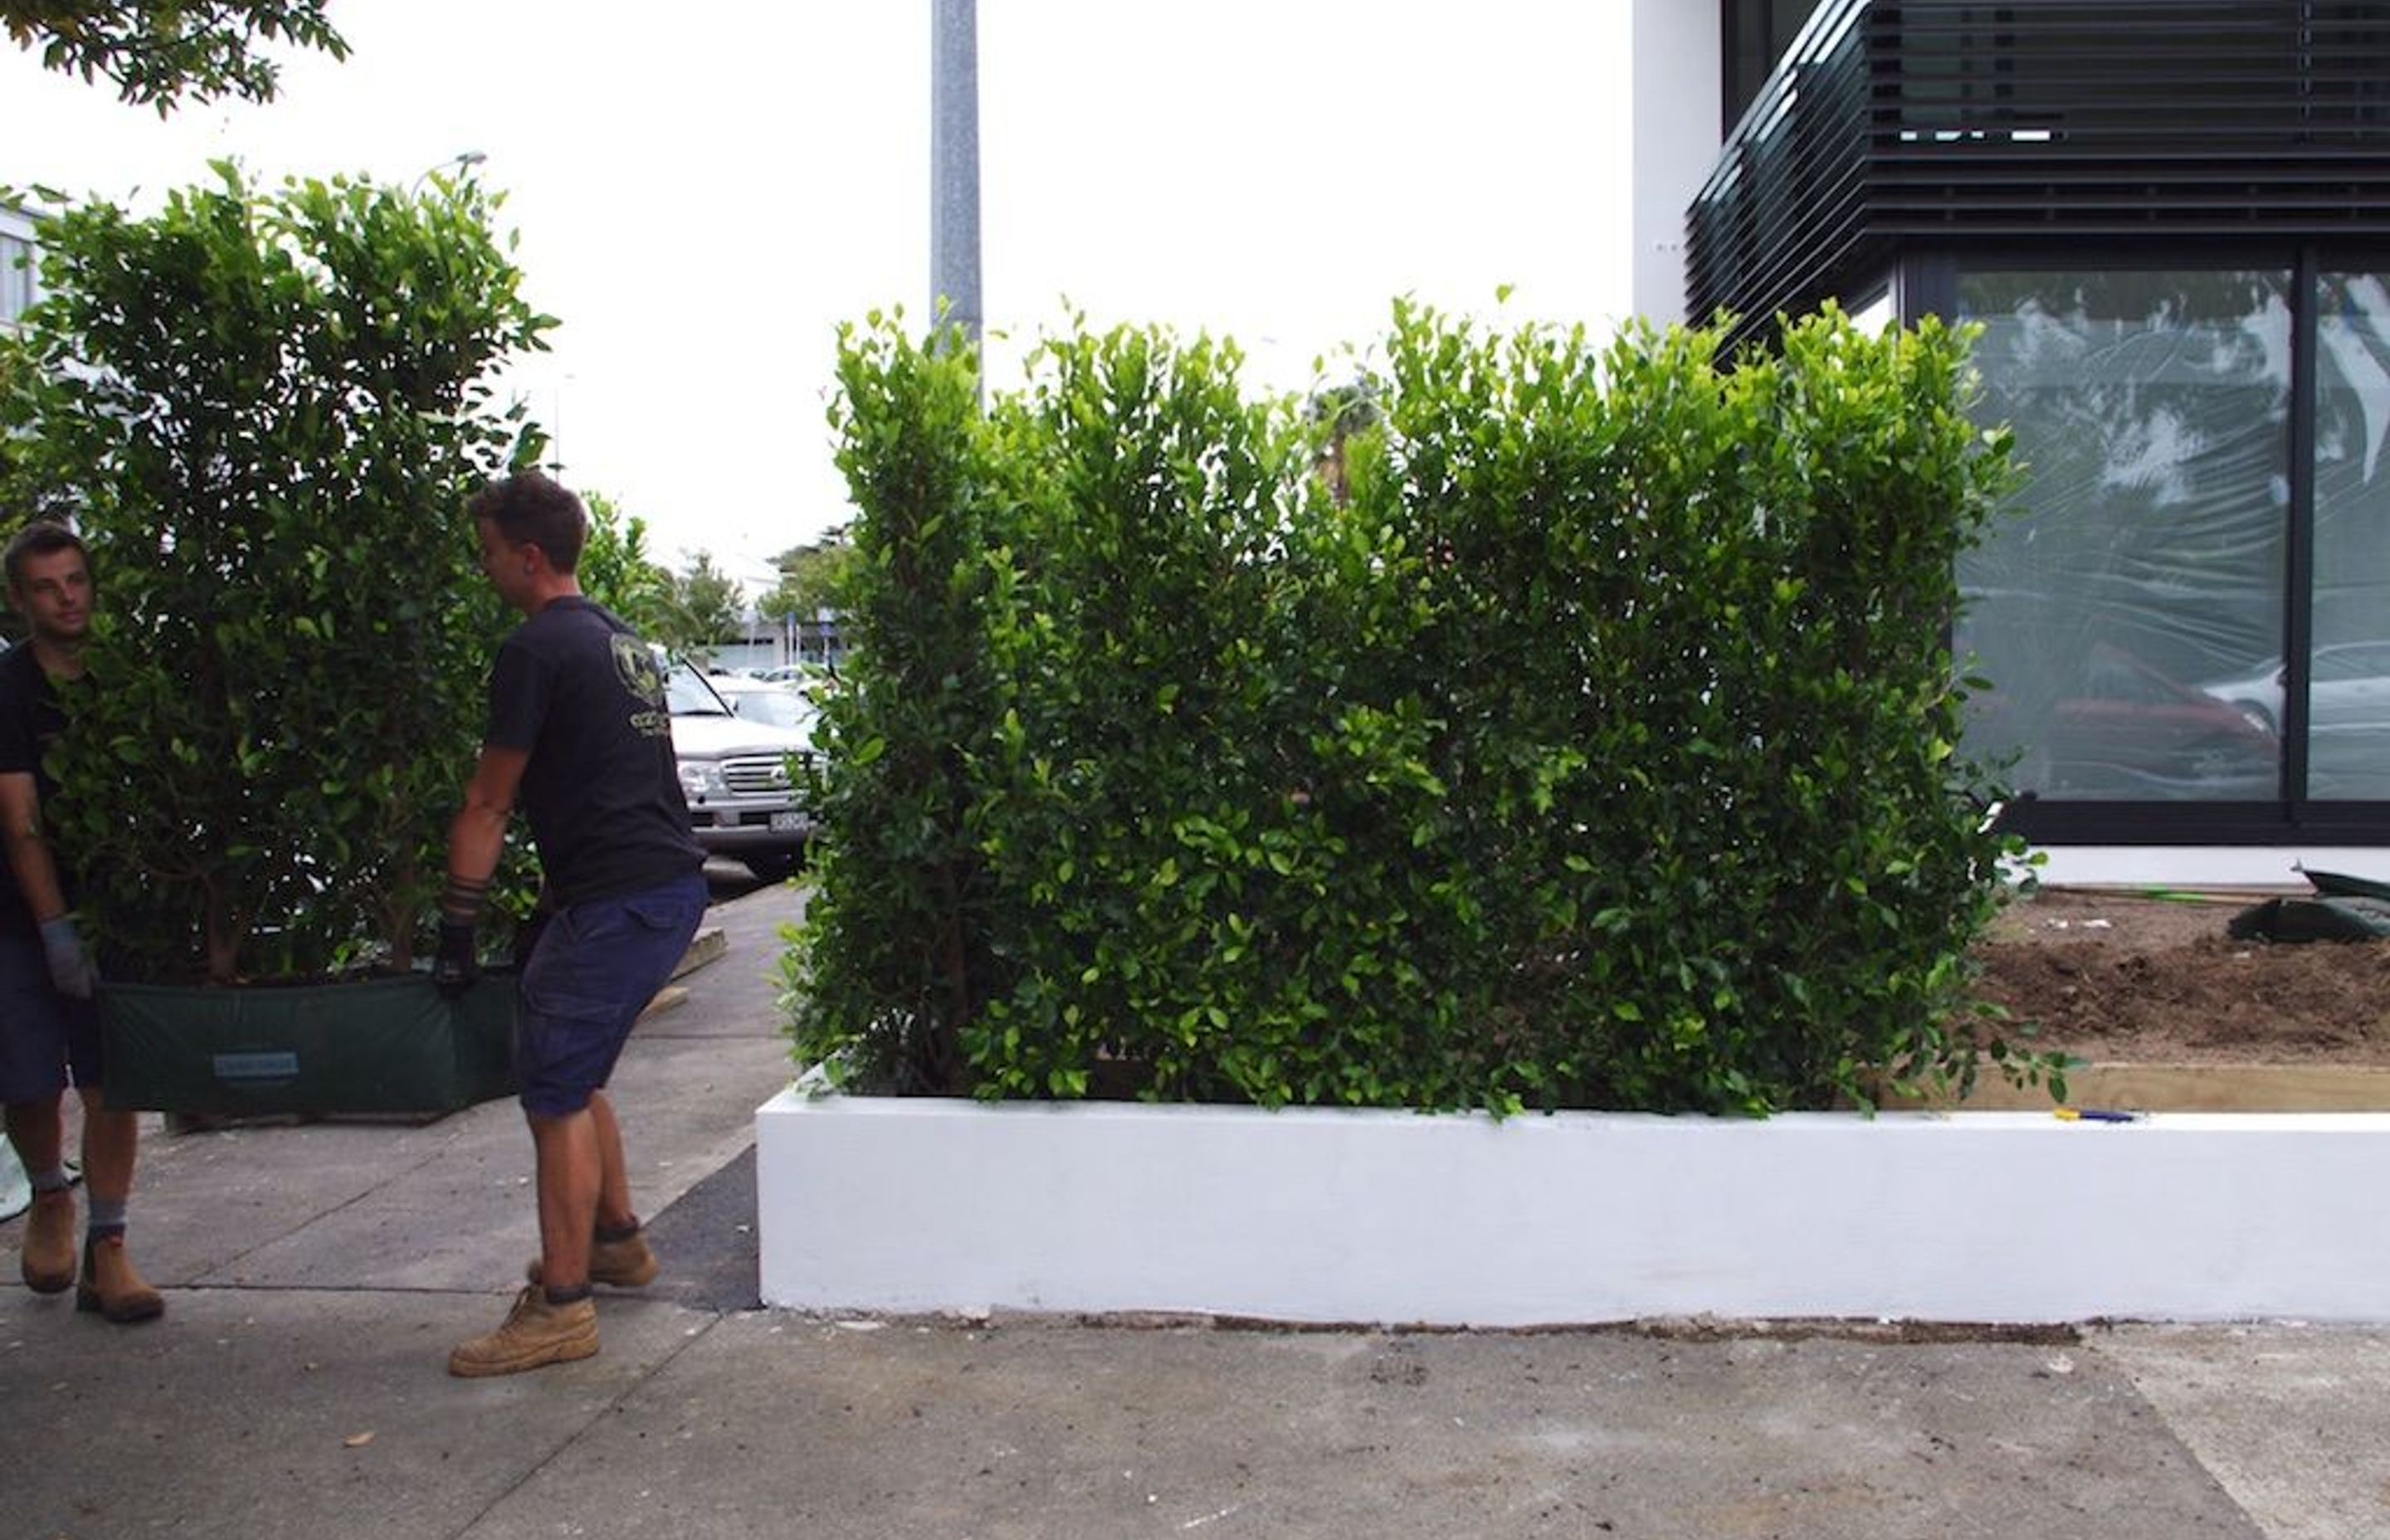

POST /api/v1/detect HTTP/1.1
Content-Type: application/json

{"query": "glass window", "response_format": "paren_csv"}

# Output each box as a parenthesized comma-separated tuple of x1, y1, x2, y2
(2308, 271, 2390, 799)
(1955, 270, 2291, 801)
(666, 661, 731, 717)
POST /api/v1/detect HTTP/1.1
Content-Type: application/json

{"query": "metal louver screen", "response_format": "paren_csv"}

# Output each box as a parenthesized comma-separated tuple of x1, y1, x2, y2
(1685, 1, 2390, 344)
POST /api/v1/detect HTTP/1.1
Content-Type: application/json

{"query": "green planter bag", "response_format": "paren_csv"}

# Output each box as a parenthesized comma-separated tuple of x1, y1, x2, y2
(99, 971, 519, 1115)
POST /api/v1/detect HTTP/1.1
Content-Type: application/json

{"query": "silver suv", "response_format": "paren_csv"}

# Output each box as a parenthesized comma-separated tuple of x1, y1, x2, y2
(666, 660, 818, 881)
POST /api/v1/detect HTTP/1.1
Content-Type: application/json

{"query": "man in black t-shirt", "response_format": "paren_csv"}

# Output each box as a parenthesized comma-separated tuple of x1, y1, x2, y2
(0, 522, 162, 1324)
(436, 472, 705, 1378)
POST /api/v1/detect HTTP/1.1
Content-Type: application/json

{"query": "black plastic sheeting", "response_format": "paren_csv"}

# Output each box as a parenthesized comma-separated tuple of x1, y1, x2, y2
(2229, 868, 2390, 942)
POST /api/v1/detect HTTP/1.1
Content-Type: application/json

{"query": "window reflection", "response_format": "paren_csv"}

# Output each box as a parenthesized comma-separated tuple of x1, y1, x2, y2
(1956, 270, 2290, 801)
(2308, 272, 2390, 799)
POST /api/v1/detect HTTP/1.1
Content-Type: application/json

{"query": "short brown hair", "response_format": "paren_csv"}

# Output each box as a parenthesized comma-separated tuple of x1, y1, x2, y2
(467, 470, 587, 573)
(2, 520, 90, 592)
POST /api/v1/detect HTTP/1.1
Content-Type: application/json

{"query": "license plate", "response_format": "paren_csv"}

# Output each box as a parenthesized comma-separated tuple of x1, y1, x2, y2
(768, 811, 806, 832)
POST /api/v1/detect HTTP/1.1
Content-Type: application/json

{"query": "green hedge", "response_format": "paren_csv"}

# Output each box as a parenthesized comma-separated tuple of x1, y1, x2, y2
(1, 164, 549, 982)
(792, 304, 2050, 1114)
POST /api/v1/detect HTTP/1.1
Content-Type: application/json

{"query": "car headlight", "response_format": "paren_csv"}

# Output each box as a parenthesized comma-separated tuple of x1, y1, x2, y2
(678, 759, 727, 798)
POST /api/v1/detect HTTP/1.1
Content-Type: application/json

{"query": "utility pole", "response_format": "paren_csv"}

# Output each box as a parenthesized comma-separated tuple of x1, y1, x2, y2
(929, 0, 983, 362)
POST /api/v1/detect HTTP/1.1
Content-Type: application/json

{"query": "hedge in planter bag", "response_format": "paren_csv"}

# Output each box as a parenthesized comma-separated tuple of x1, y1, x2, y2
(0, 163, 553, 1112)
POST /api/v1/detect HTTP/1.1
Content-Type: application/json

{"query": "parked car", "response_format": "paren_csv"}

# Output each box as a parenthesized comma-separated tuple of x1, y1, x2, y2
(2199, 641, 2390, 737)
(666, 660, 818, 881)
(763, 659, 844, 683)
(1970, 642, 2280, 799)
(707, 674, 818, 733)
(2198, 640, 2390, 798)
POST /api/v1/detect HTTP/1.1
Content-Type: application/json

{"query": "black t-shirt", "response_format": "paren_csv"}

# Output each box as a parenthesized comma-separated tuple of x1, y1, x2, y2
(0, 642, 71, 938)
(485, 597, 701, 904)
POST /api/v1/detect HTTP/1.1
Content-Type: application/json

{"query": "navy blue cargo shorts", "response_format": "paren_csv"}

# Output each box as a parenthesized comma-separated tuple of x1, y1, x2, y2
(0, 928, 100, 1105)
(515, 871, 707, 1118)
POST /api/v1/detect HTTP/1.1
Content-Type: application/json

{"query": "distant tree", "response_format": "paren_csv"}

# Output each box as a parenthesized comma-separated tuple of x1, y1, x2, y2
(650, 549, 744, 664)
(758, 525, 857, 628)
(576, 490, 678, 640)
(4, 1, 346, 110)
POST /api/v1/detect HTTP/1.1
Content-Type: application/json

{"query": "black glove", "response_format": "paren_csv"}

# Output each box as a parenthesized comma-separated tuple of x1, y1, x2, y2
(432, 918, 479, 997)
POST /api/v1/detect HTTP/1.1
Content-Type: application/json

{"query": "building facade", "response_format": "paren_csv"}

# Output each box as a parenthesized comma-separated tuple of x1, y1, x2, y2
(1, 203, 37, 329)
(1634, 1, 2390, 884)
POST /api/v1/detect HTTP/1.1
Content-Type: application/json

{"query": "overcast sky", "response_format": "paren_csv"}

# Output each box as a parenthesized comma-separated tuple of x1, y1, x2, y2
(2, 2, 1633, 593)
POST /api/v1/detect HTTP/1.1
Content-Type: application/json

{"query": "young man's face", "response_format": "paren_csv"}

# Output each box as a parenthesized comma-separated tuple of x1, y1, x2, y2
(8, 547, 92, 646)
(474, 517, 538, 613)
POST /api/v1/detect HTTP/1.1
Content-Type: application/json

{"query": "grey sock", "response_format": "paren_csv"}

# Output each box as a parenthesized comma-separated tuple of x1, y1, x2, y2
(84, 1195, 126, 1237)
(29, 1166, 70, 1195)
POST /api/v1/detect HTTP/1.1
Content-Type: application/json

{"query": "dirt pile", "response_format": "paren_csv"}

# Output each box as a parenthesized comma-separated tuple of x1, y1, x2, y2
(1972, 886, 2390, 1066)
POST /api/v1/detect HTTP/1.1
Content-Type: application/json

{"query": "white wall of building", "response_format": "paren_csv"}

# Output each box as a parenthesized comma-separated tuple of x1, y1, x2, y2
(0, 203, 38, 327)
(1628, 0, 1722, 326)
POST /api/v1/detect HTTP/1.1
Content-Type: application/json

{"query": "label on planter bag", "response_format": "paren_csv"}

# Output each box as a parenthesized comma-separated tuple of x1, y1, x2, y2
(212, 1050, 300, 1083)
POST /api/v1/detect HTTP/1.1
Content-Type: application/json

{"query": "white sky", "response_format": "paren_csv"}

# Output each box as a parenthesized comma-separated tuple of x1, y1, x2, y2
(2, 2, 1634, 595)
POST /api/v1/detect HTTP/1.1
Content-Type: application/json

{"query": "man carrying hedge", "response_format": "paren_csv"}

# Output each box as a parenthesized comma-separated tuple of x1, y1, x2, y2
(435, 470, 707, 1377)
(0, 521, 162, 1324)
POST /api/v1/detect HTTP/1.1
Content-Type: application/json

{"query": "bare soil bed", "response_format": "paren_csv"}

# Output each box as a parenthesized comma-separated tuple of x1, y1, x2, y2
(1973, 886, 2390, 1066)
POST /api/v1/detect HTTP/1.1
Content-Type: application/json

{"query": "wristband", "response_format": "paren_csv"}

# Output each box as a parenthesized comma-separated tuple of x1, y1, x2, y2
(439, 871, 490, 925)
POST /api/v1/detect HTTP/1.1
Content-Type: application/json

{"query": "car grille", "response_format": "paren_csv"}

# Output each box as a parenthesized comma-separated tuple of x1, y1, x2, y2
(722, 753, 793, 797)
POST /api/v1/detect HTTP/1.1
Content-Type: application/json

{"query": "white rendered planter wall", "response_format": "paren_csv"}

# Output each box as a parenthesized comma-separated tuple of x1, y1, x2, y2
(2031, 844, 2386, 889)
(755, 1088, 2390, 1325)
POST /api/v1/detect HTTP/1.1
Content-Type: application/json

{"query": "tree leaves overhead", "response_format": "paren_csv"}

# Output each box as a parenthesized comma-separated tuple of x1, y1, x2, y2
(3, 1, 349, 112)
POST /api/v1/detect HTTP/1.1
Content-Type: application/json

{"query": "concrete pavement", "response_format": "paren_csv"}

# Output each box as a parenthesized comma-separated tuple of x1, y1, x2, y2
(2, 875, 2387, 1538)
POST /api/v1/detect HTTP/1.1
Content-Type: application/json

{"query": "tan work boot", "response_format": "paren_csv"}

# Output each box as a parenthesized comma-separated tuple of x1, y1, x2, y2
(447, 1285, 598, 1378)
(76, 1234, 164, 1323)
(20, 1189, 75, 1294)
(524, 1227, 658, 1290)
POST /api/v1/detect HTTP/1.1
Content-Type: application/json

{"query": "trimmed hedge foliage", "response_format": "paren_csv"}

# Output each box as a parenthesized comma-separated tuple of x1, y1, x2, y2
(1, 165, 548, 983)
(792, 304, 2048, 1114)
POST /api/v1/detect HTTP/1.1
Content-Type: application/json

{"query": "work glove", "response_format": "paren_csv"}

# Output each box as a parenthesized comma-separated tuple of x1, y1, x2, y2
(37, 915, 95, 1000)
(432, 918, 480, 997)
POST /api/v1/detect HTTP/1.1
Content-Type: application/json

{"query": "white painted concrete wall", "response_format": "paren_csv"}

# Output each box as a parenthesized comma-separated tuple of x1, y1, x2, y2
(1628, 0, 1721, 324)
(2027, 846, 2388, 892)
(758, 1089, 2390, 1326)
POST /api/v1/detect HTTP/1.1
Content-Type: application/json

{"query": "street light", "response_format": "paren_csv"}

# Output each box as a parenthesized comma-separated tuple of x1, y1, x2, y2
(545, 372, 573, 477)
(930, 0, 981, 360)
